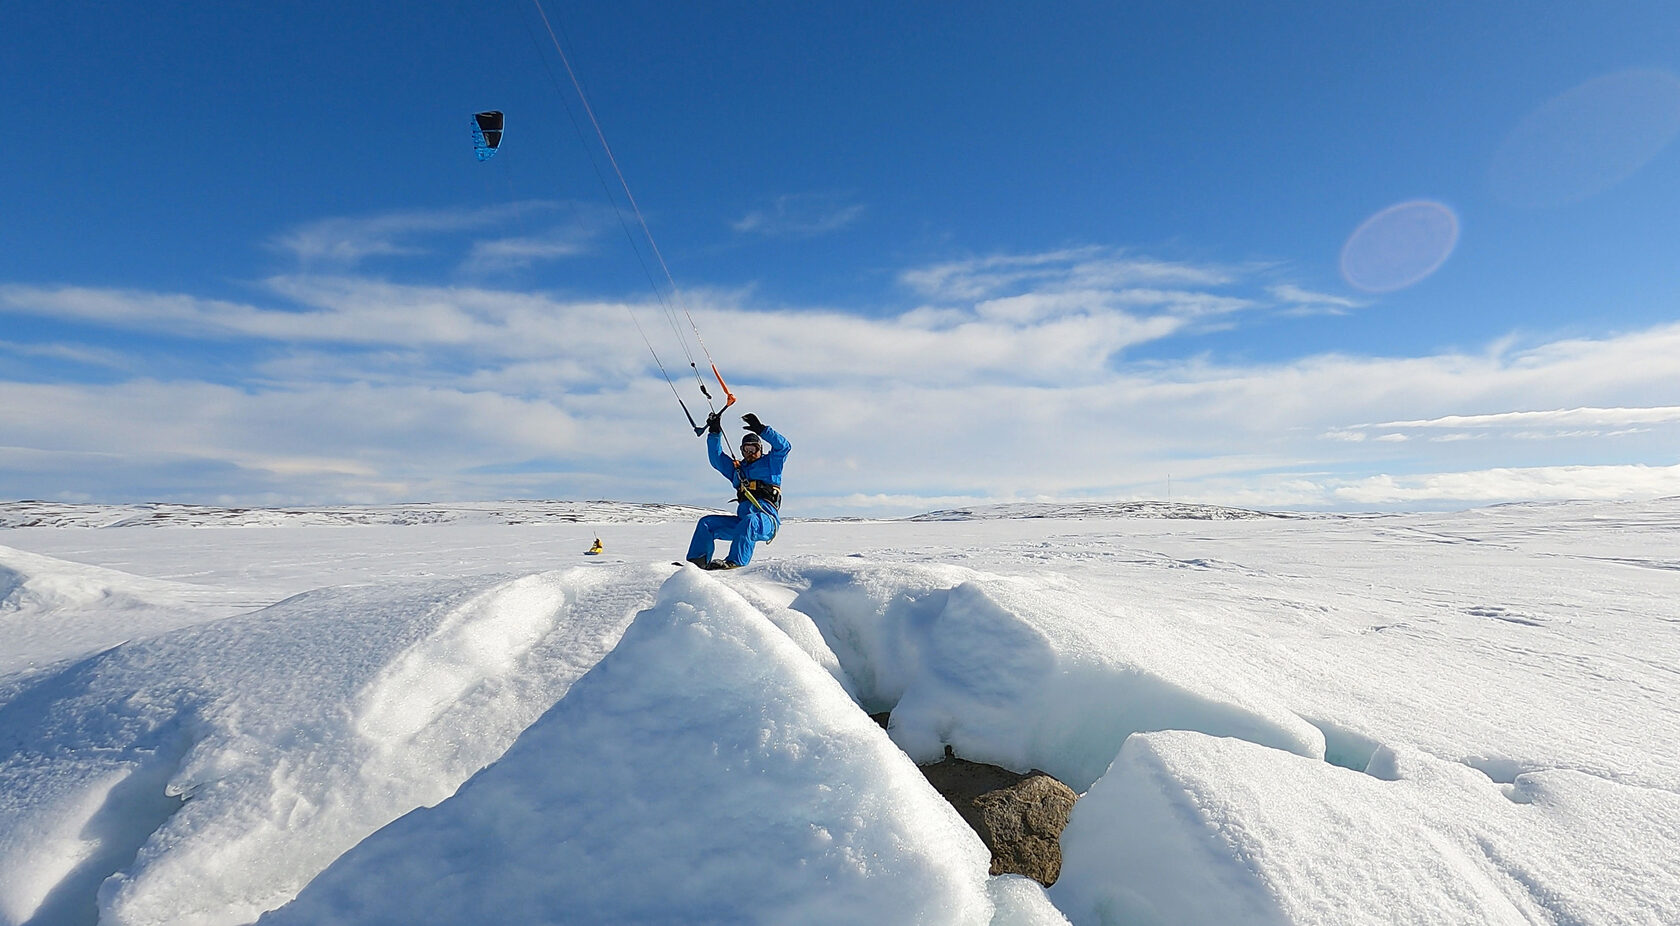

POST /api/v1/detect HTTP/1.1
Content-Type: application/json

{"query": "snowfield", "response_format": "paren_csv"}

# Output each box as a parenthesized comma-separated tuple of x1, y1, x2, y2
(1, 499, 1677, 925)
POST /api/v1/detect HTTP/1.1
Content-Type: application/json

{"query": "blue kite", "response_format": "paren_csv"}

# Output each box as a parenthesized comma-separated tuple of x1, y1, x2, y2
(471, 111, 504, 161)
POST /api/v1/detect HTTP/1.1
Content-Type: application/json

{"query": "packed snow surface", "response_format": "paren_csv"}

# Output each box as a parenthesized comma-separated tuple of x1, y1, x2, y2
(1, 498, 1676, 924)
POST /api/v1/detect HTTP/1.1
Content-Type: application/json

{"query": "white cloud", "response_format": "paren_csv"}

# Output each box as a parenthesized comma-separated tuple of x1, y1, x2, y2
(266, 203, 607, 274)
(0, 339, 134, 370)
(270, 204, 543, 265)
(731, 193, 866, 237)
(462, 232, 592, 273)
(1, 250, 1257, 391)
(899, 248, 1236, 302)
(1268, 283, 1366, 316)
(5, 241, 1680, 511)
(1327, 404, 1680, 446)
(1370, 406, 1680, 430)
(1331, 463, 1680, 504)
(0, 279, 658, 388)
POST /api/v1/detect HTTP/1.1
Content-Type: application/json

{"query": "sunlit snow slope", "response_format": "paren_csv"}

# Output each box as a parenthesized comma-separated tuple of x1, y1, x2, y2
(1, 499, 1676, 925)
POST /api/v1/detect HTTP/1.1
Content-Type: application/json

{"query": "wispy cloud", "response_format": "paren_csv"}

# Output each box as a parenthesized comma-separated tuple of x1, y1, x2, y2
(1331, 463, 1680, 504)
(5, 240, 1679, 510)
(271, 205, 527, 265)
(1, 279, 632, 367)
(0, 338, 135, 371)
(267, 202, 595, 273)
(1373, 406, 1680, 429)
(900, 248, 1236, 302)
(462, 232, 591, 274)
(1268, 284, 1366, 316)
(731, 193, 866, 237)
(0, 247, 1263, 391)
(1327, 405, 1680, 442)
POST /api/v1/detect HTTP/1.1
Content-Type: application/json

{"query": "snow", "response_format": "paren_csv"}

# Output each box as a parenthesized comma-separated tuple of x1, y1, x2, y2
(775, 562, 1323, 789)
(1052, 733, 1680, 925)
(258, 566, 1016, 925)
(1, 498, 1677, 924)
(2, 559, 662, 926)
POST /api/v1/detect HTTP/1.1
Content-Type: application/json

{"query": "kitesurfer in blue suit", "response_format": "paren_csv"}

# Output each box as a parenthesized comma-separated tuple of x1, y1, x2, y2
(686, 413, 789, 569)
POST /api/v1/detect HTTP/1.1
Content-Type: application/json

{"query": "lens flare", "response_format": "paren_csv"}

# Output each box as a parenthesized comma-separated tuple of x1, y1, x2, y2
(1340, 200, 1460, 293)
(1490, 69, 1680, 208)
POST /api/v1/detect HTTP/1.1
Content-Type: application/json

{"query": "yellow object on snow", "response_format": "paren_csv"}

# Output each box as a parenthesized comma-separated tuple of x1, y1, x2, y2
(585, 537, 604, 556)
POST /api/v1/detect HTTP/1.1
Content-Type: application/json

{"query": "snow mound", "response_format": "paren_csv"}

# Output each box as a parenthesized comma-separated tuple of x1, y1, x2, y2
(772, 560, 1324, 790)
(906, 501, 1286, 521)
(0, 565, 660, 926)
(0, 499, 714, 529)
(0, 545, 202, 615)
(1052, 731, 1680, 925)
(261, 567, 1059, 925)
(0, 545, 242, 674)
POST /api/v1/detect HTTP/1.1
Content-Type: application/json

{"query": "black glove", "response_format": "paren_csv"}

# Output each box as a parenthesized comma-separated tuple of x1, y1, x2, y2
(742, 413, 767, 435)
(706, 412, 723, 435)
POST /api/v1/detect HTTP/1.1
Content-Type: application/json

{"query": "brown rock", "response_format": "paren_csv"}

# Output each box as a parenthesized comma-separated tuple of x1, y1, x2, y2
(919, 747, 1078, 886)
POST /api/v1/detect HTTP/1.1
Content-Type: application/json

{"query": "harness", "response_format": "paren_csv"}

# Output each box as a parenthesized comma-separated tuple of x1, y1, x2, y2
(735, 478, 781, 510)
(735, 477, 782, 544)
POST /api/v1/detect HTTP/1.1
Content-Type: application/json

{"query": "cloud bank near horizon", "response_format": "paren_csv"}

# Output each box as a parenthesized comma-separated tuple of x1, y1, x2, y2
(2, 220, 1677, 513)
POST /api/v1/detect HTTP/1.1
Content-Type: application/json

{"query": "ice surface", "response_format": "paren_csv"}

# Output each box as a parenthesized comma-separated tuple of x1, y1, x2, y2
(1, 498, 1676, 925)
(258, 567, 1013, 925)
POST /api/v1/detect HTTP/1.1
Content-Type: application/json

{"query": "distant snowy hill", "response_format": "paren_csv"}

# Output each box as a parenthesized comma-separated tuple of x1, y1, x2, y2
(0, 498, 1301, 530)
(0, 500, 717, 529)
(907, 500, 1290, 521)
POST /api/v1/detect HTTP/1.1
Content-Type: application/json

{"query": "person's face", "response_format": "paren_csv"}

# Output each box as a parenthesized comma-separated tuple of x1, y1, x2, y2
(741, 442, 762, 462)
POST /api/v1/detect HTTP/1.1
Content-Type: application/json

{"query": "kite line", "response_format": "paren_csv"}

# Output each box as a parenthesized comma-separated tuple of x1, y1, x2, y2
(521, 0, 737, 436)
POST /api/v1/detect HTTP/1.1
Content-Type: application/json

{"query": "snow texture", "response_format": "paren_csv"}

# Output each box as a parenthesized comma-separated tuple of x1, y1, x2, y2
(1, 497, 1677, 925)
(776, 561, 1323, 790)
(1, 562, 660, 926)
(260, 567, 1030, 924)
(1052, 731, 1680, 925)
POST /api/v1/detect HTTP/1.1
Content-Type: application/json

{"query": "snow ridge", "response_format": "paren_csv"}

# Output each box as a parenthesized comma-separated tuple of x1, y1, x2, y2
(771, 560, 1323, 790)
(259, 567, 1018, 925)
(0, 565, 661, 926)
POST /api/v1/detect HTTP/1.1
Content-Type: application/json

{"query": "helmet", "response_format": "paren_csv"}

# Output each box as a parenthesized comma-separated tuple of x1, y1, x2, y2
(740, 432, 764, 452)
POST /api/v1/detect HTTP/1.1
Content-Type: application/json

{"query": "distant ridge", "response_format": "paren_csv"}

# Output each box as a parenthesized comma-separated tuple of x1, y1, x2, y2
(905, 501, 1287, 521)
(0, 500, 717, 529)
(2, 498, 1325, 529)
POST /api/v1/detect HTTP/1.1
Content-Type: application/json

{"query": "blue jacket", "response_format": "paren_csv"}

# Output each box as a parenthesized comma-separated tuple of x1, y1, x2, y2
(708, 425, 790, 516)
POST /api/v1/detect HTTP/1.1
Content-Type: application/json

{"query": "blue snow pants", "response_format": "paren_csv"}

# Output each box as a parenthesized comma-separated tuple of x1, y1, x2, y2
(686, 509, 777, 566)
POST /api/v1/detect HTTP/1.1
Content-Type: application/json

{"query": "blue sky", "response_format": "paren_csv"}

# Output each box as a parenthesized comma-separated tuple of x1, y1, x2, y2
(3, 1, 1679, 513)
